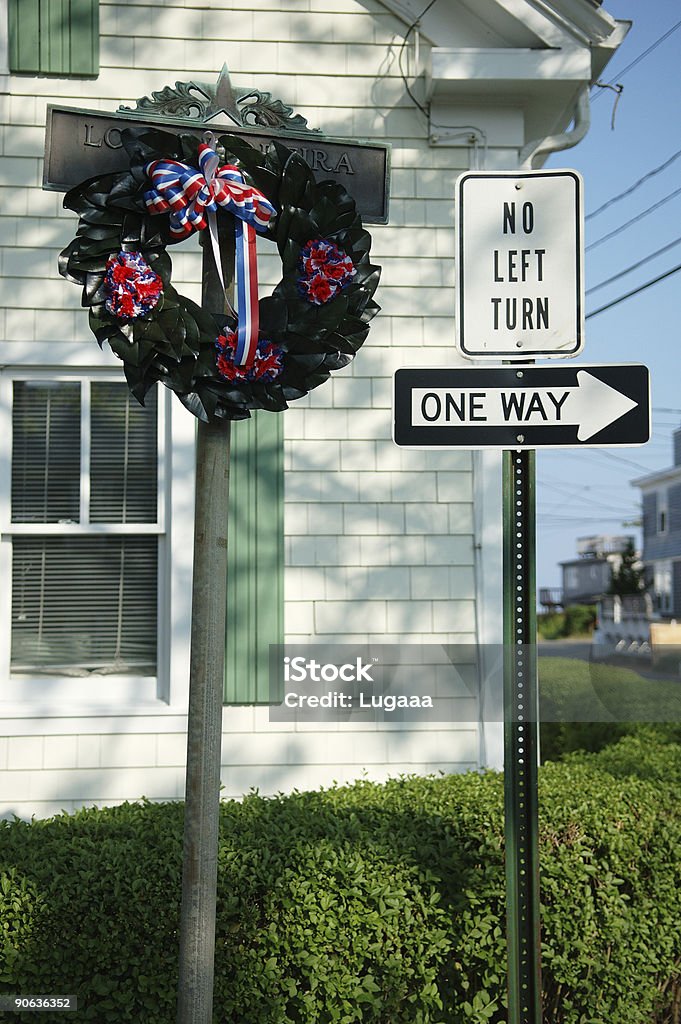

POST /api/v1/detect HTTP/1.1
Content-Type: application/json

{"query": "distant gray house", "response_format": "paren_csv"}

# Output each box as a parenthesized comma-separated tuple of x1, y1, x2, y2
(558, 534, 636, 606)
(633, 427, 681, 618)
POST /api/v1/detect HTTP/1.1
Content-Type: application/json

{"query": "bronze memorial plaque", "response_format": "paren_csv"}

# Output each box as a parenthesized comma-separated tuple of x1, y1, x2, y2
(43, 105, 390, 224)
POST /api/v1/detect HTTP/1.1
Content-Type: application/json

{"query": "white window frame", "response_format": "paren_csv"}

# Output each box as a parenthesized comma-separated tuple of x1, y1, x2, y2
(565, 567, 579, 590)
(653, 560, 673, 616)
(0, 367, 175, 711)
(658, 491, 668, 535)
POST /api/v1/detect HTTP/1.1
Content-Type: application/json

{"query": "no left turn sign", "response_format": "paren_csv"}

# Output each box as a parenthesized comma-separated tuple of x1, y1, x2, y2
(455, 170, 584, 361)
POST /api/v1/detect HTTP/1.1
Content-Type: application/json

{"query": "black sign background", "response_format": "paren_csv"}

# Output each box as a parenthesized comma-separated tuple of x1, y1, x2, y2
(393, 364, 651, 449)
(43, 105, 390, 224)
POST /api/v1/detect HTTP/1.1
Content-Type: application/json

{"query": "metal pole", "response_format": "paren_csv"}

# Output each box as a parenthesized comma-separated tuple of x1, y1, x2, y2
(503, 447, 543, 1024)
(177, 217, 234, 1024)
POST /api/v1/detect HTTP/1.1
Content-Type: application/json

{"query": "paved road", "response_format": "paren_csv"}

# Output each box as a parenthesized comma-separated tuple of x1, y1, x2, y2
(538, 638, 592, 662)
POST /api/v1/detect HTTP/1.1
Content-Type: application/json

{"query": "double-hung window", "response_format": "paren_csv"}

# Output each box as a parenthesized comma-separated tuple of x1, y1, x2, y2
(2, 374, 165, 703)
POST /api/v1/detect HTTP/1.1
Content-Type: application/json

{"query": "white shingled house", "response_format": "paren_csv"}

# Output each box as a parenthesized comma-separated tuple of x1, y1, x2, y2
(0, 0, 626, 818)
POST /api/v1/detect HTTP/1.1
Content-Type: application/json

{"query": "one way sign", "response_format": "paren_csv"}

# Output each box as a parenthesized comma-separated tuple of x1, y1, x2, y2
(393, 364, 650, 449)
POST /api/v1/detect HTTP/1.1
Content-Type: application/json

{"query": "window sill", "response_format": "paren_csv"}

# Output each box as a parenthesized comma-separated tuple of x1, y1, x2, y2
(2, 674, 163, 706)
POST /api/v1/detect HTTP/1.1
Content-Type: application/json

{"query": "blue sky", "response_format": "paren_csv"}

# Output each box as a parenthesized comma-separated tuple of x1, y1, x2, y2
(538, 0, 681, 591)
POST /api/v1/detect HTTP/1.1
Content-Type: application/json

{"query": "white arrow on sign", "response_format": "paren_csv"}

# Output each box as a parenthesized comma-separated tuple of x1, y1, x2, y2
(411, 370, 638, 441)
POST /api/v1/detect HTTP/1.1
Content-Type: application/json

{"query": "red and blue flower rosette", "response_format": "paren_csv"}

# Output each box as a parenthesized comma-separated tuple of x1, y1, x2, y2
(297, 238, 356, 305)
(104, 251, 163, 320)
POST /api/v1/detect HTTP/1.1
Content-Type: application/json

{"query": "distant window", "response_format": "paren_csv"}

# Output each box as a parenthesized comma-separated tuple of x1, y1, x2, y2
(653, 561, 672, 614)
(8, 0, 99, 77)
(642, 492, 658, 538)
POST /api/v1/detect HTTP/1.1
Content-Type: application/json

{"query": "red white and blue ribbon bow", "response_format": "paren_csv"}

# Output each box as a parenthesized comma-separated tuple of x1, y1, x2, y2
(144, 139, 276, 367)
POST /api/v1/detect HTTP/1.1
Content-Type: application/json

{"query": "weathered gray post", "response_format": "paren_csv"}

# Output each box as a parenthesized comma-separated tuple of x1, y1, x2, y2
(176, 219, 234, 1024)
(176, 416, 230, 1021)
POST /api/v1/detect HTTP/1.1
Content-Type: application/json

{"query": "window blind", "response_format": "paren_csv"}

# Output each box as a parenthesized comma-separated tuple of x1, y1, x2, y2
(11, 381, 81, 524)
(90, 383, 158, 524)
(11, 536, 157, 675)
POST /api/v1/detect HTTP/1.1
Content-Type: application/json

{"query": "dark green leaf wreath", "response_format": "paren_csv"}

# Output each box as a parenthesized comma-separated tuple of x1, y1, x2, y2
(58, 127, 381, 421)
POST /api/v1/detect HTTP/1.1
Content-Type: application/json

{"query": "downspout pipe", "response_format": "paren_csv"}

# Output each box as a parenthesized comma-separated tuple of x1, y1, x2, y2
(518, 85, 591, 169)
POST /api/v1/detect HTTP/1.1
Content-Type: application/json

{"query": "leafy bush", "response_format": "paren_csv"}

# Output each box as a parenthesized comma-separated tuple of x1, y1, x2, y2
(537, 605, 596, 640)
(563, 604, 597, 636)
(1, 743, 680, 1023)
(537, 611, 566, 640)
(538, 745, 681, 1023)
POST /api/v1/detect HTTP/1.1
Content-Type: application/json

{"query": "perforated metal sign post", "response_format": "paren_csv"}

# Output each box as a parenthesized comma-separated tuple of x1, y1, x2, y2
(394, 374, 547, 1023)
(503, 449, 542, 1024)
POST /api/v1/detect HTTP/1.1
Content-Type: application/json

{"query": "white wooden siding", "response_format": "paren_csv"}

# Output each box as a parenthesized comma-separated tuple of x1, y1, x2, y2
(0, 0, 514, 818)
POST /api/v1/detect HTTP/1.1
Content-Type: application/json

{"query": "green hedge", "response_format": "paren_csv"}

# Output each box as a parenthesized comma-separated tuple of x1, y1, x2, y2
(537, 605, 596, 640)
(1, 740, 680, 1023)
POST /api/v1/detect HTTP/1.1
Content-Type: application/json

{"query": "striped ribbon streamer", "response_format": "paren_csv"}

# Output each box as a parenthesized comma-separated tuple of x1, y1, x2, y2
(144, 138, 275, 366)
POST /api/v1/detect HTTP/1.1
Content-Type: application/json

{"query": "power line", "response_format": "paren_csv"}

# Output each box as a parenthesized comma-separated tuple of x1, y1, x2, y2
(560, 448, 657, 473)
(538, 479, 637, 515)
(586, 148, 681, 220)
(593, 450, 657, 473)
(539, 476, 640, 489)
(586, 236, 681, 294)
(586, 262, 681, 319)
(540, 452, 655, 475)
(537, 515, 637, 525)
(586, 185, 681, 251)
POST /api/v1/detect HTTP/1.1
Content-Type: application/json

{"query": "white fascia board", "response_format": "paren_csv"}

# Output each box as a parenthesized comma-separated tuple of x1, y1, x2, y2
(524, 0, 623, 46)
(632, 466, 681, 490)
(429, 46, 592, 92)
(489, 0, 577, 47)
(466, 0, 626, 51)
(378, 0, 544, 47)
(590, 18, 632, 81)
(378, 0, 623, 50)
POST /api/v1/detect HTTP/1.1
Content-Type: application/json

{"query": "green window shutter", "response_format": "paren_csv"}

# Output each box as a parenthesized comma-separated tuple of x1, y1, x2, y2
(224, 412, 284, 705)
(9, 0, 99, 77)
